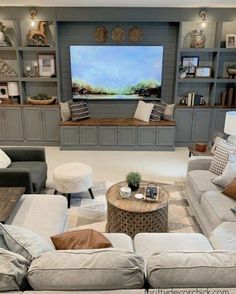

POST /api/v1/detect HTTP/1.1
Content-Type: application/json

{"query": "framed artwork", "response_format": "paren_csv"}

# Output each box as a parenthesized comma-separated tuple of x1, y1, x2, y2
(195, 66, 211, 78)
(181, 56, 199, 76)
(38, 54, 56, 77)
(226, 34, 236, 48)
(0, 83, 9, 99)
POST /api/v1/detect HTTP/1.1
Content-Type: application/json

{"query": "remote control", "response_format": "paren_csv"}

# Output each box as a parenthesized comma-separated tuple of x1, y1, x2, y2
(231, 207, 236, 215)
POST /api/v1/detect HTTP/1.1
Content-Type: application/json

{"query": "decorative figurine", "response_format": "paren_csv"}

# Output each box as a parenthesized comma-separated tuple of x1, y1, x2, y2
(26, 21, 48, 47)
(0, 22, 12, 47)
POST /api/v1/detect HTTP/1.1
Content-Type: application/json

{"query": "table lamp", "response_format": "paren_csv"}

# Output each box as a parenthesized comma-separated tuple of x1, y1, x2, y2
(224, 111, 236, 145)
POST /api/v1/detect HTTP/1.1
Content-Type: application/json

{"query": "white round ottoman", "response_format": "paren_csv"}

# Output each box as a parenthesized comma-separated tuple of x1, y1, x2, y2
(53, 162, 94, 208)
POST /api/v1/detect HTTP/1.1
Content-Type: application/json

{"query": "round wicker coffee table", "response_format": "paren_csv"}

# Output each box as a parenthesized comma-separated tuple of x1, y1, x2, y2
(105, 181, 169, 238)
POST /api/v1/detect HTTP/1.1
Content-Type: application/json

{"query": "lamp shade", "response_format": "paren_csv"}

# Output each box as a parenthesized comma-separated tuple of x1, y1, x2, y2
(224, 111, 236, 135)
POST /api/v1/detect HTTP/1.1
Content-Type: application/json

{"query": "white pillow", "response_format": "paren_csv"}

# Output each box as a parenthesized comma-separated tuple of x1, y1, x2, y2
(134, 101, 154, 123)
(60, 101, 72, 122)
(0, 149, 11, 168)
(212, 153, 236, 187)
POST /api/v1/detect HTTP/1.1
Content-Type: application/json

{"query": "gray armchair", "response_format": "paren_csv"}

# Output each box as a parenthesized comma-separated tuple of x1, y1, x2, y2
(0, 147, 47, 194)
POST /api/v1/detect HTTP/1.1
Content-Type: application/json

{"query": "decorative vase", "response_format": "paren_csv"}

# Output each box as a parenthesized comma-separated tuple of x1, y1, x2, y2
(180, 72, 186, 79)
(128, 183, 139, 191)
(190, 30, 205, 48)
(0, 31, 5, 42)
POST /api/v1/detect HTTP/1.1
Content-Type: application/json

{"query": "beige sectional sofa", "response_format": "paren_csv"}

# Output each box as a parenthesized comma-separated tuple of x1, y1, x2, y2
(1, 190, 236, 293)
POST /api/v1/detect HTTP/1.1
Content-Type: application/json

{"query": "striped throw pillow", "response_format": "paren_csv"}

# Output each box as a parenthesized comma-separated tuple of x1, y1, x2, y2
(150, 103, 165, 121)
(209, 140, 236, 175)
(69, 101, 89, 121)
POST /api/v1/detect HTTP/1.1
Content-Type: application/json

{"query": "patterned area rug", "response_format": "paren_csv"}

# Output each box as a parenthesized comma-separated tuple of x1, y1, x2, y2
(45, 181, 201, 234)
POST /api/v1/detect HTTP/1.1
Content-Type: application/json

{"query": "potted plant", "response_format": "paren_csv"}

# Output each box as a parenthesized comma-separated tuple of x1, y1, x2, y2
(126, 171, 142, 191)
(226, 64, 236, 79)
(179, 65, 189, 78)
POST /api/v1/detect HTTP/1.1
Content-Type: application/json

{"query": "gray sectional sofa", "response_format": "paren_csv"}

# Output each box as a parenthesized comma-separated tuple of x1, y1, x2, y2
(187, 155, 236, 250)
(1, 189, 236, 293)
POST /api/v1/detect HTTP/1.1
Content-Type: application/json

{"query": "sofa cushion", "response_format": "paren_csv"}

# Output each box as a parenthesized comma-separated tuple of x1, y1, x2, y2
(0, 224, 54, 263)
(27, 249, 144, 291)
(25, 291, 144, 294)
(134, 233, 213, 263)
(187, 170, 221, 202)
(103, 233, 133, 252)
(51, 229, 112, 250)
(210, 222, 236, 251)
(6, 194, 68, 244)
(201, 191, 236, 230)
(9, 161, 47, 192)
(147, 251, 236, 288)
(0, 248, 28, 292)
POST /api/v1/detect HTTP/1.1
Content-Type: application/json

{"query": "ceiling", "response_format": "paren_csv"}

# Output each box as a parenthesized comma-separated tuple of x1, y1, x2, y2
(1, 0, 236, 7)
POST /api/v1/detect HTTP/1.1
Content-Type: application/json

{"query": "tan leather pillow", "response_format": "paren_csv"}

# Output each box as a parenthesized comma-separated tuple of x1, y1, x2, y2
(222, 177, 236, 200)
(50, 229, 112, 250)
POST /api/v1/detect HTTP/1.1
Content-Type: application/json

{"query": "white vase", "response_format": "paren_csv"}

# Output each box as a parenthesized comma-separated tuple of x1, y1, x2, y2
(180, 72, 186, 79)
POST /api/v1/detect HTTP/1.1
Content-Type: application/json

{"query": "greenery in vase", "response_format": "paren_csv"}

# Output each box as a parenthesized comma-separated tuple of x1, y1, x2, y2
(31, 93, 52, 100)
(179, 64, 189, 73)
(126, 171, 142, 188)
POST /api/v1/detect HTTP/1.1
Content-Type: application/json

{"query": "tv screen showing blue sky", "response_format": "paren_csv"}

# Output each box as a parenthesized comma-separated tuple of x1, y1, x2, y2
(70, 45, 163, 98)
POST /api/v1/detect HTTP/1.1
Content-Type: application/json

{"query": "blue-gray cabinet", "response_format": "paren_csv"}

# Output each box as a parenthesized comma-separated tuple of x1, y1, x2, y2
(175, 108, 193, 144)
(24, 107, 60, 142)
(100, 127, 117, 146)
(156, 127, 175, 146)
(118, 127, 136, 146)
(0, 108, 5, 141)
(138, 127, 156, 146)
(60, 126, 79, 146)
(191, 108, 212, 143)
(2, 107, 24, 141)
(79, 126, 98, 146)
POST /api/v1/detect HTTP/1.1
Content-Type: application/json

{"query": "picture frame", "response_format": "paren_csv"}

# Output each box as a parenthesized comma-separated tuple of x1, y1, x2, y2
(0, 83, 9, 99)
(38, 54, 56, 77)
(181, 56, 199, 76)
(195, 66, 211, 78)
(226, 34, 236, 48)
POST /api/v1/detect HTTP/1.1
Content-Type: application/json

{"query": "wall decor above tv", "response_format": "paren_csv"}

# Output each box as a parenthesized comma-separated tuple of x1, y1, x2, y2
(70, 45, 164, 100)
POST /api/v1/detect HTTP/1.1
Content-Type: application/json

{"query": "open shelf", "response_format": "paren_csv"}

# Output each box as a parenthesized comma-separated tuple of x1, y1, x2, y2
(177, 78, 215, 83)
(21, 77, 58, 82)
(18, 47, 56, 52)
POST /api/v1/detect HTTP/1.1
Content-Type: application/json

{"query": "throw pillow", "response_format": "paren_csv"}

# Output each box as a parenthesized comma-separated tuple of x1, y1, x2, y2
(0, 224, 54, 263)
(212, 153, 236, 187)
(211, 136, 226, 154)
(134, 101, 154, 123)
(0, 149, 11, 168)
(209, 140, 236, 175)
(60, 101, 72, 122)
(69, 101, 89, 121)
(162, 103, 175, 121)
(222, 177, 236, 200)
(50, 229, 112, 250)
(149, 103, 165, 121)
(0, 248, 28, 291)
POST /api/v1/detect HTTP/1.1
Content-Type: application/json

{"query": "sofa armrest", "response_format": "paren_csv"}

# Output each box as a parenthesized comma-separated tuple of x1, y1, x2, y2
(0, 168, 33, 193)
(187, 156, 213, 172)
(1, 147, 46, 162)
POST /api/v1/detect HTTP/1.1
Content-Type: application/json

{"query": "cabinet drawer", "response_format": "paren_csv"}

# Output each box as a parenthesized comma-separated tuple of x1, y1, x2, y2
(99, 127, 117, 146)
(156, 127, 175, 146)
(79, 126, 98, 146)
(138, 127, 156, 146)
(60, 127, 79, 146)
(118, 127, 136, 146)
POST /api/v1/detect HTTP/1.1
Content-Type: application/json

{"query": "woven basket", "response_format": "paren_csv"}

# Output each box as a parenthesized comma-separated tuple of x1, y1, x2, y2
(27, 96, 56, 105)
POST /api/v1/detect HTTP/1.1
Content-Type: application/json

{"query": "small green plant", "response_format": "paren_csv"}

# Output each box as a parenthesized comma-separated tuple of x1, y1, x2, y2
(227, 64, 236, 69)
(179, 64, 189, 73)
(31, 93, 52, 100)
(126, 171, 142, 191)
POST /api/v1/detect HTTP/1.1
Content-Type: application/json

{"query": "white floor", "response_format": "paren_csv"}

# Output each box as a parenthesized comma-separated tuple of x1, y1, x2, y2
(45, 147, 189, 185)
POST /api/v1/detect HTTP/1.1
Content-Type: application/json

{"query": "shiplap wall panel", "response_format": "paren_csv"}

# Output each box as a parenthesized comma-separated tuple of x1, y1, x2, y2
(58, 21, 178, 117)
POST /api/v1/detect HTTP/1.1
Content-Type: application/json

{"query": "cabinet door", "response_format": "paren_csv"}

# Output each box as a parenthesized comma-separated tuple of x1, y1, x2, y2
(156, 127, 175, 146)
(210, 109, 230, 141)
(60, 127, 79, 146)
(79, 126, 98, 146)
(42, 108, 60, 141)
(24, 107, 44, 141)
(0, 108, 6, 141)
(118, 127, 136, 146)
(138, 127, 156, 146)
(99, 127, 117, 146)
(4, 107, 24, 141)
(191, 108, 212, 143)
(174, 108, 193, 143)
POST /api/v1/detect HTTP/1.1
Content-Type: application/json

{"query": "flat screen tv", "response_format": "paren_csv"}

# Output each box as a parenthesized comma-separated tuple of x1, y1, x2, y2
(70, 45, 163, 100)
